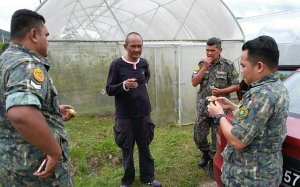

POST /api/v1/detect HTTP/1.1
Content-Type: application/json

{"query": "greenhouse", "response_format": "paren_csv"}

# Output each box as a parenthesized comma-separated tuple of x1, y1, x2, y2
(36, 0, 245, 125)
(238, 9, 300, 66)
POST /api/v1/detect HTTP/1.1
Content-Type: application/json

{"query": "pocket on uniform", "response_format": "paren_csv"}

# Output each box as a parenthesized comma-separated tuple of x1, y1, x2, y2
(201, 72, 209, 86)
(113, 120, 127, 148)
(51, 159, 74, 186)
(147, 122, 155, 144)
(215, 74, 227, 88)
(58, 135, 70, 162)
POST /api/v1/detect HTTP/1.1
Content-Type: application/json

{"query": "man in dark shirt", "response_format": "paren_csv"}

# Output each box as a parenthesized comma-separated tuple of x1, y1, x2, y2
(106, 32, 162, 187)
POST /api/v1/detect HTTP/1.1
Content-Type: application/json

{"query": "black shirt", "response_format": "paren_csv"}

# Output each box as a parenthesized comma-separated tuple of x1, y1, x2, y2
(106, 57, 151, 118)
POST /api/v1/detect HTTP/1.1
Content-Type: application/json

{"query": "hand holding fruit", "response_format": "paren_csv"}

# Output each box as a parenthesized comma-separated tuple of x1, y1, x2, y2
(210, 85, 222, 96)
(59, 105, 76, 121)
(68, 109, 76, 117)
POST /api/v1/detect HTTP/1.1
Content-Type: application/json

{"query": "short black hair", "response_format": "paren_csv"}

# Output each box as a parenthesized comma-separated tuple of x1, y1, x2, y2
(207, 37, 221, 48)
(10, 9, 45, 40)
(242, 35, 279, 70)
(125, 32, 143, 45)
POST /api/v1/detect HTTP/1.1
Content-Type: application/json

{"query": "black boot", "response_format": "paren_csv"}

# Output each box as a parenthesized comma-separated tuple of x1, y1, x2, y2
(198, 151, 211, 167)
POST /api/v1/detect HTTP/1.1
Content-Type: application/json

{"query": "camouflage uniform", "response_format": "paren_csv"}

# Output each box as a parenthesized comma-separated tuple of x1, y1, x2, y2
(192, 57, 239, 157)
(0, 42, 74, 186)
(221, 73, 289, 186)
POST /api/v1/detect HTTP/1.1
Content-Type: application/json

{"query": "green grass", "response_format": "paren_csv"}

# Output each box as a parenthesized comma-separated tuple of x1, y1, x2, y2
(65, 117, 214, 187)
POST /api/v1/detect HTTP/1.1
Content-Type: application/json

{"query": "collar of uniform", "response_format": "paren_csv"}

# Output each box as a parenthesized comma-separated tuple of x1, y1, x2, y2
(211, 55, 224, 65)
(10, 42, 51, 70)
(251, 72, 279, 88)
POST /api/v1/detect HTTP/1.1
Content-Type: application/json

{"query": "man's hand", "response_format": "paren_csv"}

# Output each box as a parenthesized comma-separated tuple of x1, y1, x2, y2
(125, 78, 138, 89)
(207, 101, 224, 117)
(203, 57, 213, 68)
(215, 97, 237, 111)
(59, 105, 75, 121)
(33, 154, 61, 178)
(210, 86, 222, 96)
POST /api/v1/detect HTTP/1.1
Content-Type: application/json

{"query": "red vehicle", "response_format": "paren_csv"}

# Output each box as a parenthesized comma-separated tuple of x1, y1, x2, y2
(214, 68, 300, 187)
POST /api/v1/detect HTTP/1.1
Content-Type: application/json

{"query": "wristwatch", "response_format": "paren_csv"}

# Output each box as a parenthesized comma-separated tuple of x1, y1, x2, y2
(213, 114, 227, 124)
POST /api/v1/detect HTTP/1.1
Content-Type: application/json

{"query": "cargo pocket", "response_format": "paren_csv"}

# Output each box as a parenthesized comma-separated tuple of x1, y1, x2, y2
(49, 159, 74, 186)
(147, 121, 155, 144)
(201, 71, 210, 86)
(113, 119, 128, 149)
(58, 135, 70, 162)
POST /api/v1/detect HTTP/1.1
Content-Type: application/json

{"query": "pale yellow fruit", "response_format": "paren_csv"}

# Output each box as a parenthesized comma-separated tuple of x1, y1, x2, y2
(206, 95, 217, 102)
(68, 109, 76, 117)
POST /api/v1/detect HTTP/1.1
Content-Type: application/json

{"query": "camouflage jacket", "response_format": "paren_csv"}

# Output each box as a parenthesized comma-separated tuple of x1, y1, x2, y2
(0, 42, 70, 174)
(192, 56, 239, 115)
(221, 72, 289, 186)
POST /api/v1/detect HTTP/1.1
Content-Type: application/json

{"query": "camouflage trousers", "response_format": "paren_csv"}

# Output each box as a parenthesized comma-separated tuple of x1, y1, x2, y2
(0, 160, 74, 187)
(193, 114, 219, 157)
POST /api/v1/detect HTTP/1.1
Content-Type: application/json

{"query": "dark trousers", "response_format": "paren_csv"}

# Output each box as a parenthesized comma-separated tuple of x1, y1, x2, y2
(114, 115, 155, 185)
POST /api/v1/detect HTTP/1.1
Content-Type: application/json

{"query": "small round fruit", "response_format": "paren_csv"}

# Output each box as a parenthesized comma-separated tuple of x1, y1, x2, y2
(206, 95, 217, 102)
(68, 109, 76, 117)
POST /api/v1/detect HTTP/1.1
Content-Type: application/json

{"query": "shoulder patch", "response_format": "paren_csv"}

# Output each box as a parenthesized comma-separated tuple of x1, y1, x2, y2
(33, 68, 45, 82)
(195, 65, 200, 71)
(232, 69, 238, 77)
(237, 105, 248, 120)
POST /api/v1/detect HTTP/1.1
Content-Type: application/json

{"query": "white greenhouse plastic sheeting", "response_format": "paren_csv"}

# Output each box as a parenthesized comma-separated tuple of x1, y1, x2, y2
(37, 0, 244, 41)
(238, 9, 300, 66)
(238, 9, 300, 44)
(37, 0, 245, 125)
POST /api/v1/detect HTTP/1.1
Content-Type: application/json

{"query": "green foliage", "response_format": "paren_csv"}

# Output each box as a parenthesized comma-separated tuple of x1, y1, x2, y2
(65, 117, 214, 186)
(279, 73, 288, 80)
(0, 42, 9, 53)
(0, 29, 10, 42)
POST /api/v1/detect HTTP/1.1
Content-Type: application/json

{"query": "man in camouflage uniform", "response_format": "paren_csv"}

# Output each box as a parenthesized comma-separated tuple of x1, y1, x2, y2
(207, 35, 289, 186)
(191, 37, 240, 170)
(0, 9, 75, 186)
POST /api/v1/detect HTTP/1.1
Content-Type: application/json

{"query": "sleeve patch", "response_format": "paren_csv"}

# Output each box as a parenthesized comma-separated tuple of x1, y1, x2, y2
(232, 69, 238, 77)
(237, 105, 249, 120)
(33, 68, 45, 82)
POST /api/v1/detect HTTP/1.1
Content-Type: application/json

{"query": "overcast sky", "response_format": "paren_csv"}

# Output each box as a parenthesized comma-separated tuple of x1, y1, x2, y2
(1, 0, 300, 32)
(223, 0, 300, 18)
(0, 0, 40, 31)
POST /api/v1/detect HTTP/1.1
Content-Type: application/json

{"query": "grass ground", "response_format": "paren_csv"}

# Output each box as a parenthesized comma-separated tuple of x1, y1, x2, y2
(65, 116, 215, 187)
